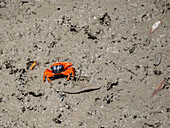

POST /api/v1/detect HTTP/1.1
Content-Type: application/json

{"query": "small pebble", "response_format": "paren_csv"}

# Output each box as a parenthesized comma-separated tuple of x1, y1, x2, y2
(153, 52, 162, 66)
(0, 2, 6, 8)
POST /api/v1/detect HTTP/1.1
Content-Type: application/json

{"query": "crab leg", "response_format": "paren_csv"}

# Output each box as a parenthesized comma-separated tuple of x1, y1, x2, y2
(61, 67, 75, 81)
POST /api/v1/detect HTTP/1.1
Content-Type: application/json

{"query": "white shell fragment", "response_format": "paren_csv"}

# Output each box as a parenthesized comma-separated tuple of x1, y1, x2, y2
(150, 20, 162, 34)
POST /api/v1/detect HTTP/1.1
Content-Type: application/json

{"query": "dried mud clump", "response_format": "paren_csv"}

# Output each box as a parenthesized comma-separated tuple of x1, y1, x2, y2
(99, 13, 111, 27)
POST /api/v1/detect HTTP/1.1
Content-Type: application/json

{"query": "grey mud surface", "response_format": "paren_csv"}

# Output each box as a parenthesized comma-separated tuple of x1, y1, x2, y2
(0, 0, 170, 127)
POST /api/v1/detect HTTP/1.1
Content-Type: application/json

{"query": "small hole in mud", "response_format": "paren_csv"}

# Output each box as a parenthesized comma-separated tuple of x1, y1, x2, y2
(94, 41, 98, 44)
(133, 115, 137, 119)
(106, 99, 111, 104)
(135, 65, 140, 69)
(153, 70, 162, 75)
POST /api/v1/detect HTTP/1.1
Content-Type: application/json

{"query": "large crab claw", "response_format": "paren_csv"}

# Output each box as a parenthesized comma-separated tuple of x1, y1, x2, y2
(43, 69, 55, 83)
(61, 67, 75, 81)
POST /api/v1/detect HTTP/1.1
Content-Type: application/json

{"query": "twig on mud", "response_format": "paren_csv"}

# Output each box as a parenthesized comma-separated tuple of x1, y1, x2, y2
(151, 78, 166, 98)
(124, 68, 138, 76)
(151, 72, 169, 98)
(54, 86, 101, 94)
(113, 62, 138, 76)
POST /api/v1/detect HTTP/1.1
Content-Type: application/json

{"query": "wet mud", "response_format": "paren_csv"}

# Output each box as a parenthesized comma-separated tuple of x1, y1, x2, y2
(0, 0, 170, 127)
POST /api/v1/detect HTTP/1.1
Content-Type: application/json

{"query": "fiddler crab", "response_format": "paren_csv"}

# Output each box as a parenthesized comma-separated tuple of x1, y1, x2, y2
(43, 62, 75, 83)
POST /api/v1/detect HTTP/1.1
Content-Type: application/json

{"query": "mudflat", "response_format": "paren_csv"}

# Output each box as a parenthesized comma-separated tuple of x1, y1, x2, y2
(0, 0, 169, 127)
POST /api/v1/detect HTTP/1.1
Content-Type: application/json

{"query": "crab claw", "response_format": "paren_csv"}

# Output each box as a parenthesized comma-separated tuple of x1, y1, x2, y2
(61, 67, 75, 81)
(43, 69, 54, 83)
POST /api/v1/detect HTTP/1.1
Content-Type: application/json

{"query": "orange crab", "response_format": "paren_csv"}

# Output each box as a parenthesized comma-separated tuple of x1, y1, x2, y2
(43, 62, 75, 83)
